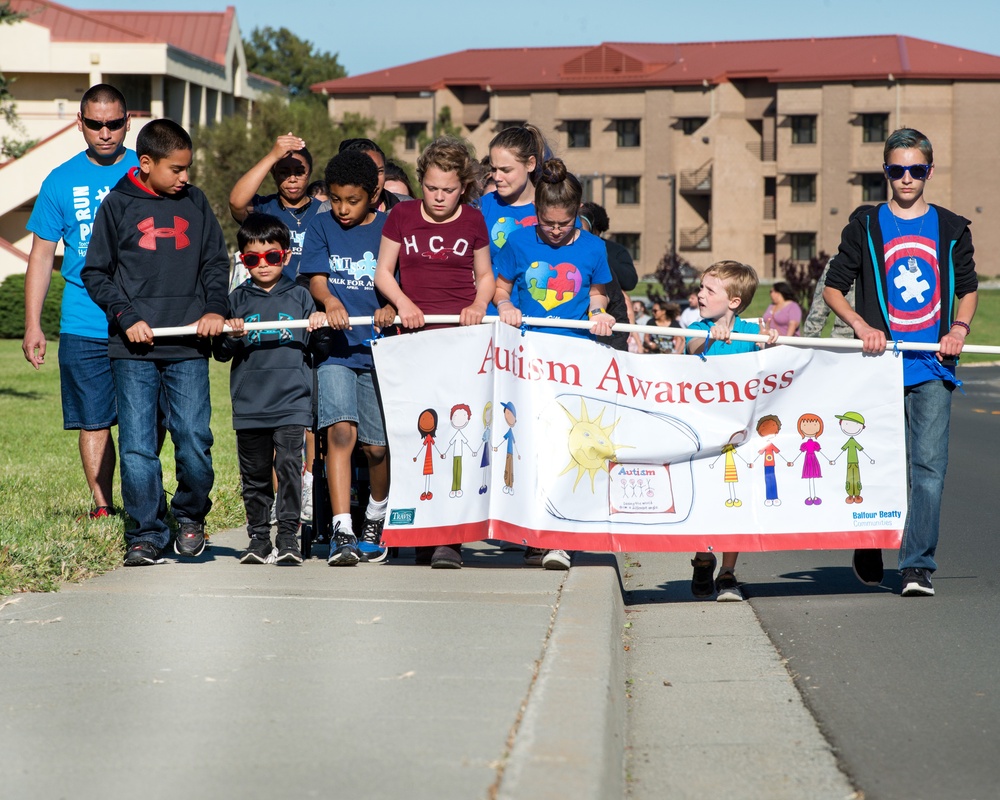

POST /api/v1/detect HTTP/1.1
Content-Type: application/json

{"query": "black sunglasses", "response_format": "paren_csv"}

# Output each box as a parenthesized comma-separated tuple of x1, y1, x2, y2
(239, 249, 287, 268)
(883, 163, 932, 181)
(81, 115, 128, 132)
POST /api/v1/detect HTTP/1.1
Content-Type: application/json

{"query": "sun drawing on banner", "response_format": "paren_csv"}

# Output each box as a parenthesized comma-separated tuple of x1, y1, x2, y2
(559, 398, 631, 492)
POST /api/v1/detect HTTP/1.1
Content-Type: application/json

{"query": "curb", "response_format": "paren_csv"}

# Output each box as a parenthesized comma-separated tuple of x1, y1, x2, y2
(498, 553, 626, 799)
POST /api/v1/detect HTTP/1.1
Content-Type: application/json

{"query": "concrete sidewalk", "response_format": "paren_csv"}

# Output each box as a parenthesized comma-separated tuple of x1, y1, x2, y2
(0, 532, 854, 799)
(0, 530, 623, 800)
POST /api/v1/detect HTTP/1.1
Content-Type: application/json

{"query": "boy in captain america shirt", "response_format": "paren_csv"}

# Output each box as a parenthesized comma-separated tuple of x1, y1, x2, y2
(824, 127, 978, 597)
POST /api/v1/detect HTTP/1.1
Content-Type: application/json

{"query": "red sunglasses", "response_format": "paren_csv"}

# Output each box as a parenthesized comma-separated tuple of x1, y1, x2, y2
(239, 249, 287, 267)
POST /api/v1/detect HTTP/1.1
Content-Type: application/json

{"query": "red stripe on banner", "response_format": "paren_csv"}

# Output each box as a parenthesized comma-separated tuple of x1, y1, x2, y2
(383, 520, 902, 552)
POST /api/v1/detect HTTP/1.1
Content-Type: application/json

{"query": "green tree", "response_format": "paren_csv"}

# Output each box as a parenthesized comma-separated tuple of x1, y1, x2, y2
(0, 1, 37, 159)
(416, 106, 465, 151)
(191, 95, 399, 247)
(243, 27, 346, 102)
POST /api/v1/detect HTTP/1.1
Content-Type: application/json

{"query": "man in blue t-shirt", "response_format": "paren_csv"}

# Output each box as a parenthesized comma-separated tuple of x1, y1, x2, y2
(22, 84, 138, 518)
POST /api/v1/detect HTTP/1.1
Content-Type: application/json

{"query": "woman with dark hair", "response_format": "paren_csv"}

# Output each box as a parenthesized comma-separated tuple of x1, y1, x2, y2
(642, 300, 685, 354)
(762, 281, 802, 336)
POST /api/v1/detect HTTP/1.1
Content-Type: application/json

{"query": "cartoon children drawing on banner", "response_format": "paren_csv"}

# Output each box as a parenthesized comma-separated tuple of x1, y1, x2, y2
(493, 401, 520, 494)
(442, 403, 473, 498)
(787, 413, 830, 505)
(709, 428, 752, 508)
(754, 415, 782, 507)
(478, 401, 493, 495)
(413, 408, 439, 501)
(831, 411, 875, 504)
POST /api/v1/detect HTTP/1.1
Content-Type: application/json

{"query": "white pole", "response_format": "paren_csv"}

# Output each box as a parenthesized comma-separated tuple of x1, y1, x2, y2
(149, 317, 1000, 355)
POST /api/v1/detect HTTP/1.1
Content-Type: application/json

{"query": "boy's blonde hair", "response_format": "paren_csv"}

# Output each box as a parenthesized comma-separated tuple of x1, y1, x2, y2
(702, 260, 759, 314)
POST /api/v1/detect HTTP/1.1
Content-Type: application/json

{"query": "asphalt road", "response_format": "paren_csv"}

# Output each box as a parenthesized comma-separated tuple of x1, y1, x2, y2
(742, 364, 1000, 799)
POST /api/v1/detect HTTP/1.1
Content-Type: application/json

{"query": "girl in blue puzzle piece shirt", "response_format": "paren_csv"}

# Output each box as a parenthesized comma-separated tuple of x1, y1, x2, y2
(493, 158, 615, 340)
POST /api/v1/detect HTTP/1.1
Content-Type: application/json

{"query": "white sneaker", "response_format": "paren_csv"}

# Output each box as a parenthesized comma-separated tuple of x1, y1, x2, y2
(542, 549, 571, 570)
(300, 470, 314, 522)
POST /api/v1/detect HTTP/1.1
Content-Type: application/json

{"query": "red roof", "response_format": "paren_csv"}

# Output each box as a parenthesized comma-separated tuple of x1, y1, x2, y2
(10, 0, 237, 66)
(313, 36, 1000, 95)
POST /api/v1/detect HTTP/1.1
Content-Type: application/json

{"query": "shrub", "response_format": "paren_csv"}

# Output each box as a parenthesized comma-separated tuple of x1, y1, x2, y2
(0, 271, 63, 339)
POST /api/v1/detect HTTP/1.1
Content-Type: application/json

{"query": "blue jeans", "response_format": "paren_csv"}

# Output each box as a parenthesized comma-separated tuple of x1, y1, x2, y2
(899, 380, 953, 572)
(111, 358, 215, 549)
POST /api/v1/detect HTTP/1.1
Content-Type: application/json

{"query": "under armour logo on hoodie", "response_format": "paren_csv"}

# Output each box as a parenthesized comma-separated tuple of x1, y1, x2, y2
(137, 216, 190, 250)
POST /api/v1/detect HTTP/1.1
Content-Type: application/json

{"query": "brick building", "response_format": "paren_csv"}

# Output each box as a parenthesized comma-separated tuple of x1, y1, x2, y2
(313, 36, 1000, 277)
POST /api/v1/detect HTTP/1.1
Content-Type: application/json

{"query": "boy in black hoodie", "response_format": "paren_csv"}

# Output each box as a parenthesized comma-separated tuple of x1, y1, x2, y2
(82, 119, 229, 566)
(215, 214, 326, 564)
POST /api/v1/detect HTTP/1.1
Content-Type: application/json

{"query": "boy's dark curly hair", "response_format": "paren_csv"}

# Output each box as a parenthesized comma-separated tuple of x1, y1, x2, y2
(324, 150, 379, 197)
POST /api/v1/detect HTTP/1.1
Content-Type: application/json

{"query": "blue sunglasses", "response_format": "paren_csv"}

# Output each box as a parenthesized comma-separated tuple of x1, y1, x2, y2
(883, 163, 932, 181)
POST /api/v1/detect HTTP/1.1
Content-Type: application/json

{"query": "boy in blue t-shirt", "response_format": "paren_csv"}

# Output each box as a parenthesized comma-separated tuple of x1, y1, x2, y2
(686, 261, 778, 601)
(299, 151, 392, 566)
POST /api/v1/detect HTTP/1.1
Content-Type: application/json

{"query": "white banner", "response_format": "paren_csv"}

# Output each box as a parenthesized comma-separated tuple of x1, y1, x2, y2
(372, 323, 906, 552)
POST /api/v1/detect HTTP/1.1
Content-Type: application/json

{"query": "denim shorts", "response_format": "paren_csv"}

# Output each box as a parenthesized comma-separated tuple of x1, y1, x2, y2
(58, 334, 117, 430)
(317, 364, 386, 446)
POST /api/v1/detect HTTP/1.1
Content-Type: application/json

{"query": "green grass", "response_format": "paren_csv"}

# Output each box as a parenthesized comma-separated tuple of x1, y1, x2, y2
(0, 339, 244, 593)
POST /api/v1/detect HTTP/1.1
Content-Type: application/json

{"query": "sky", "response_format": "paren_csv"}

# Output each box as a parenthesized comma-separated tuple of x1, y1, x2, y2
(56, 0, 998, 78)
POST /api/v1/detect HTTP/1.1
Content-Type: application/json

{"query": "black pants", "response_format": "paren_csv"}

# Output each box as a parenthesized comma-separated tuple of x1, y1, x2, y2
(237, 425, 303, 539)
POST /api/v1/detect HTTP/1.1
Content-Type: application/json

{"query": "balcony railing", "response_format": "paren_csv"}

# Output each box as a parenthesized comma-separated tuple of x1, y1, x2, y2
(763, 196, 776, 220)
(746, 140, 776, 161)
(679, 163, 712, 193)
(679, 223, 711, 251)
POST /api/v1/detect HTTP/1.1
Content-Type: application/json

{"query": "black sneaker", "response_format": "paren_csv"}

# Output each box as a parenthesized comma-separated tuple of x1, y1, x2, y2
(240, 537, 273, 564)
(275, 534, 303, 565)
(358, 516, 388, 563)
(523, 547, 545, 567)
(715, 571, 745, 602)
(691, 555, 717, 598)
(852, 548, 884, 586)
(431, 544, 463, 569)
(174, 522, 206, 557)
(124, 541, 160, 567)
(901, 567, 935, 597)
(327, 522, 360, 566)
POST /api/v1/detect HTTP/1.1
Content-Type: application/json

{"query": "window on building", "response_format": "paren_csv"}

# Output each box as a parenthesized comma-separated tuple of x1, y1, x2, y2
(579, 174, 595, 203)
(615, 119, 641, 147)
(610, 233, 641, 262)
(790, 232, 816, 261)
(861, 172, 888, 202)
(680, 117, 708, 135)
(862, 113, 889, 144)
(403, 122, 426, 151)
(790, 115, 817, 144)
(497, 120, 526, 131)
(566, 120, 591, 148)
(614, 176, 640, 205)
(790, 174, 817, 203)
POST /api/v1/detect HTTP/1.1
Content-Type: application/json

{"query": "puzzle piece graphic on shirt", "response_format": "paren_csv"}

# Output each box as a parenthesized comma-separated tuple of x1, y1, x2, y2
(538, 288, 567, 312)
(526, 260, 558, 301)
(346, 250, 377, 281)
(492, 216, 518, 249)
(547, 262, 582, 302)
(893, 262, 930, 304)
